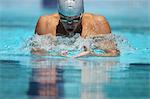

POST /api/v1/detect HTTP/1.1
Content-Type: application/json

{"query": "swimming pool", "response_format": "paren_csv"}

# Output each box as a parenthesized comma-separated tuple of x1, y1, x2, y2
(0, 0, 150, 99)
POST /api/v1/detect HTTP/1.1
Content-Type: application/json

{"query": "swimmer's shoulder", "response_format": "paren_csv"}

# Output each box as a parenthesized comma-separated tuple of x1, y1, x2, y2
(82, 13, 94, 21)
(81, 13, 111, 37)
(35, 13, 60, 36)
(82, 13, 108, 23)
(94, 14, 111, 35)
(38, 13, 60, 25)
(82, 13, 95, 27)
(94, 14, 109, 24)
(95, 15, 112, 34)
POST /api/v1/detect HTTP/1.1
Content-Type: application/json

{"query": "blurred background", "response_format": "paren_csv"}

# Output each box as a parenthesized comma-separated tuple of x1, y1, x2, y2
(0, 0, 150, 34)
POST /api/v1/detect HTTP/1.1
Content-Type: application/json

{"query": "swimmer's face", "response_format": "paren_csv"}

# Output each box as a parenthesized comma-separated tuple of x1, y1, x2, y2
(60, 14, 82, 32)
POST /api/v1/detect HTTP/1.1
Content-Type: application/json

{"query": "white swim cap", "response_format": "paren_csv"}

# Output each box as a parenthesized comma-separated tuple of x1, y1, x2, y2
(57, 0, 84, 17)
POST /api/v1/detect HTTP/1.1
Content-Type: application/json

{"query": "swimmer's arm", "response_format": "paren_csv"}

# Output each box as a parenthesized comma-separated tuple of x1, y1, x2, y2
(72, 50, 91, 58)
(73, 50, 120, 58)
(92, 40, 120, 57)
(72, 40, 120, 58)
(72, 49, 119, 58)
(91, 16, 119, 57)
(91, 49, 120, 57)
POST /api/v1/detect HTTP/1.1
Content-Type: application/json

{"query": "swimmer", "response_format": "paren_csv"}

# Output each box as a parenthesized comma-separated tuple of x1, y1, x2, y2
(33, 0, 120, 57)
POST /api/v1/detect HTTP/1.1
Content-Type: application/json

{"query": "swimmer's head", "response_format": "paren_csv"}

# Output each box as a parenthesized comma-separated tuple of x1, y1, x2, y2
(58, 0, 84, 34)
(57, 0, 84, 17)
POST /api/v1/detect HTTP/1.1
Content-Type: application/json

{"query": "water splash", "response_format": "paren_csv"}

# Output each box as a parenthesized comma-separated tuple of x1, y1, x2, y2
(113, 34, 136, 54)
(23, 33, 135, 56)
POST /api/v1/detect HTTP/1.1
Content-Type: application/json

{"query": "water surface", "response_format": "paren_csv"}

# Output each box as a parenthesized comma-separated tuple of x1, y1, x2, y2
(0, 0, 150, 99)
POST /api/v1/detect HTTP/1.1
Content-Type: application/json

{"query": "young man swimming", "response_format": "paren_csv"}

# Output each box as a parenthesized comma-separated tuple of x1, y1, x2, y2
(33, 0, 120, 57)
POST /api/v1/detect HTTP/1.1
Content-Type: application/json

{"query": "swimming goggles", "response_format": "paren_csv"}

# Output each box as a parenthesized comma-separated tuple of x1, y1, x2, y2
(60, 13, 82, 24)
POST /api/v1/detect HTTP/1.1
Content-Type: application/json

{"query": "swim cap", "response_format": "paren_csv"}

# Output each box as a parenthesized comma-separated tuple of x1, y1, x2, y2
(57, 0, 84, 17)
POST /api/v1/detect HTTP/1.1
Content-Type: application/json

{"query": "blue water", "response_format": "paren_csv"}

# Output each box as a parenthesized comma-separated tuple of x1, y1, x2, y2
(0, 0, 150, 99)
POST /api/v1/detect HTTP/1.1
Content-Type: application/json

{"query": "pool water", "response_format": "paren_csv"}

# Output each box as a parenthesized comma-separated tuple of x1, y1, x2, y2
(0, 0, 150, 99)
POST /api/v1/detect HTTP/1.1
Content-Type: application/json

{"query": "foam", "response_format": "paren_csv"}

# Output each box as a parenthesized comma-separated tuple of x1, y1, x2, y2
(24, 33, 135, 56)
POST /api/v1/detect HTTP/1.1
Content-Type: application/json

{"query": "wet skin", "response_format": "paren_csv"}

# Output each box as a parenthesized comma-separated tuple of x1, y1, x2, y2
(33, 13, 120, 57)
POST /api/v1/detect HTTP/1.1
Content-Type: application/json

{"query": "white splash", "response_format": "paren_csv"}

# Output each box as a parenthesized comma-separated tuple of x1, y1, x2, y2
(24, 33, 135, 56)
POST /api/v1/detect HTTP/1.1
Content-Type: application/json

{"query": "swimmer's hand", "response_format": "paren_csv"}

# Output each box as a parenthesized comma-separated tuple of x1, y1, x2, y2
(72, 46, 91, 58)
(72, 50, 120, 58)
(72, 50, 91, 58)
(72, 49, 120, 58)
